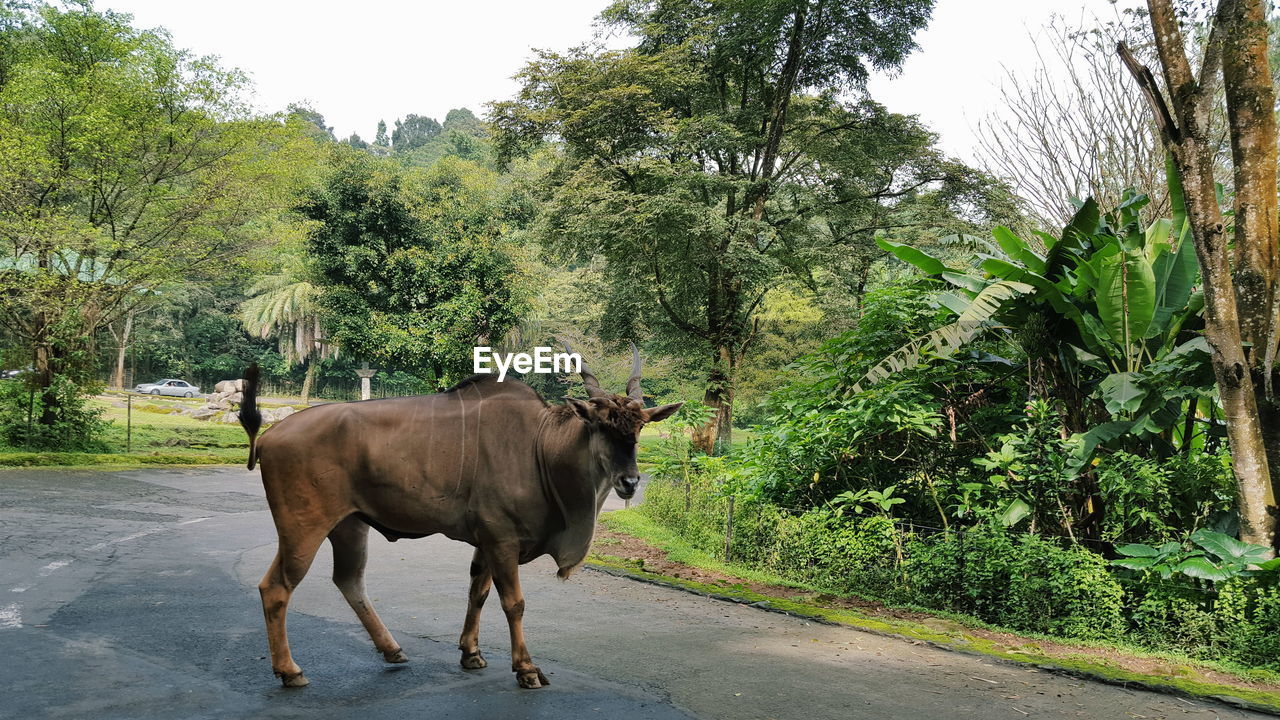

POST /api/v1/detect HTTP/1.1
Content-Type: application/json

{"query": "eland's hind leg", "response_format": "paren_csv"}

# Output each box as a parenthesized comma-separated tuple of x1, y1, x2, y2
(458, 548, 492, 669)
(329, 515, 406, 663)
(259, 525, 329, 687)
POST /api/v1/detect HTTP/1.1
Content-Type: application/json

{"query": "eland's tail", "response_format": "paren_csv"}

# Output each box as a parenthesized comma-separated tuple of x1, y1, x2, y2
(239, 363, 263, 470)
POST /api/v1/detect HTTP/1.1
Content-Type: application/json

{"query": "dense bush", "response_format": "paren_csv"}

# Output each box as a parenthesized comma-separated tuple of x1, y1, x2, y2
(1217, 580, 1280, 671)
(0, 375, 108, 451)
(1094, 449, 1236, 543)
(741, 281, 1024, 512)
(905, 525, 1124, 639)
(638, 472, 1280, 670)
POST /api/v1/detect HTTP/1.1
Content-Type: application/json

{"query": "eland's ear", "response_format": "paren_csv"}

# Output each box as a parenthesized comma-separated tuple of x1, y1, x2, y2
(643, 402, 683, 424)
(563, 396, 594, 421)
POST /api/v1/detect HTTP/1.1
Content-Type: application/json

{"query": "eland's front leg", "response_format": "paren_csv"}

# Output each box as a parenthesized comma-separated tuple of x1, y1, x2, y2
(458, 548, 492, 669)
(485, 545, 548, 688)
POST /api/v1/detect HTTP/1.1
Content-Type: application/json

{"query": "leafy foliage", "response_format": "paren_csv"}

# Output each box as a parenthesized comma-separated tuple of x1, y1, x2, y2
(492, 0, 1013, 451)
(301, 150, 530, 383)
(0, 2, 318, 441)
(0, 374, 106, 451)
(640, 471, 1280, 668)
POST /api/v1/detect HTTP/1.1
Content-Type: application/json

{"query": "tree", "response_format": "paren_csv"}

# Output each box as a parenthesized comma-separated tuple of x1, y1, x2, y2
(288, 103, 335, 141)
(976, 15, 1172, 228)
(391, 114, 442, 153)
(1118, 0, 1279, 551)
(493, 0, 1015, 453)
(443, 107, 484, 136)
(239, 269, 333, 404)
(344, 132, 368, 149)
(301, 149, 529, 384)
(375, 119, 389, 147)
(0, 3, 313, 433)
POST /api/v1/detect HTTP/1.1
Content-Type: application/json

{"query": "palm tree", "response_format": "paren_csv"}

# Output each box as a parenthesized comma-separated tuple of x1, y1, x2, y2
(239, 274, 334, 404)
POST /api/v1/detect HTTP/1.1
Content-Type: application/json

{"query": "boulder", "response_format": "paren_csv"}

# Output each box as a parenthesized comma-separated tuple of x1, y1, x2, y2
(187, 406, 223, 421)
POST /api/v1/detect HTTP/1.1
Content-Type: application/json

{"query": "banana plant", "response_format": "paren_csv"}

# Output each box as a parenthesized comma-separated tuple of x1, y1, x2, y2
(872, 173, 1208, 459)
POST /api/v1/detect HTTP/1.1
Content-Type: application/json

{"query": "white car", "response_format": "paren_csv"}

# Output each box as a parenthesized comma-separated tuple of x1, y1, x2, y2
(134, 379, 201, 397)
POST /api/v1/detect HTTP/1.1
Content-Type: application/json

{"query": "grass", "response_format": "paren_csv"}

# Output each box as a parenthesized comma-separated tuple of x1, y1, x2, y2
(637, 426, 757, 469)
(0, 392, 261, 467)
(595, 509, 1280, 713)
(0, 393, 756, 468)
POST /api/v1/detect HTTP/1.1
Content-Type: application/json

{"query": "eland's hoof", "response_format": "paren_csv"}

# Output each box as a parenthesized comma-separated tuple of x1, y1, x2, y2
(461, 651, 487, 669)
(384, 648, 409, 663)
(516, 667, 549, 689)
(278, 671, 309, 688)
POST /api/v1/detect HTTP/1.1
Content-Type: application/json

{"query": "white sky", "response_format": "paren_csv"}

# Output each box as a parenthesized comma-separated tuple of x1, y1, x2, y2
(102, 0, 1136, 164)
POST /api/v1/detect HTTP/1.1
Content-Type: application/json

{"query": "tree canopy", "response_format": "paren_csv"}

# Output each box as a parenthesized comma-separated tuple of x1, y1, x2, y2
(492, 0, 1012, 451)
(301, 149, 529, 384)
(0, 1, 317, 429)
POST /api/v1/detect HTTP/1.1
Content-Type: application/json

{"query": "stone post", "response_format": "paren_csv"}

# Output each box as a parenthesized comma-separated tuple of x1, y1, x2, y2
(356, 362, 376, 401)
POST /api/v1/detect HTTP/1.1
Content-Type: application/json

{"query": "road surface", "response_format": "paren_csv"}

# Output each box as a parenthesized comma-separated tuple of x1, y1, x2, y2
(0, 466, 1267, 719)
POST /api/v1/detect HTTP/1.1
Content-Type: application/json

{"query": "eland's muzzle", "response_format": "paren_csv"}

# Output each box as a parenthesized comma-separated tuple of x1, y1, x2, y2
(616, 476, 639, 499)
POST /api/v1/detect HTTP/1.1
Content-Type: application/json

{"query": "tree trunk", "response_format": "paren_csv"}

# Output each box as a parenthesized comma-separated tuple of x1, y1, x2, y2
(1119, 0, 1279, 551)
(34, 342, 63, 428)
(692, 346, 735, 455)
(109, 310, 134, 390)
(299, 362, 316, 405)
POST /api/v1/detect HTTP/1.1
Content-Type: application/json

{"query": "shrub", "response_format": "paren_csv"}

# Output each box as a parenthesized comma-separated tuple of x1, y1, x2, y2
(878, 523, 1125, 639)
(638, 459, 1274, 669)
(1127, 582, 1218, 655)
(0, 375, 108, 452)
(1094, 450, 1236, 544)
(1216, 579, 1280, 671)
(763, 510, 898, 596)
(640, 471, 730, 555)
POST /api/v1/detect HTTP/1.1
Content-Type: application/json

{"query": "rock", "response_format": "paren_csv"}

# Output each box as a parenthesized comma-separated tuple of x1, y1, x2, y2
(188, 407, 222, 421)
(214, 379, 244, 395)
(219, 410, 241, 424)
(162, 437, 190, 447)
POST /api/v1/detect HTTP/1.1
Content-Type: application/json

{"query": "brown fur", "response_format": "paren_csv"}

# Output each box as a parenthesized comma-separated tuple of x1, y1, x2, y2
(241, 368, 681, 690)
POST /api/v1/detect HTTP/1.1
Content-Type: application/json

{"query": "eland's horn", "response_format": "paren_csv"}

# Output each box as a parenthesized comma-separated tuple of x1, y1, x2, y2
(562, 340, 607, 398)
(626, 342, 643, 401)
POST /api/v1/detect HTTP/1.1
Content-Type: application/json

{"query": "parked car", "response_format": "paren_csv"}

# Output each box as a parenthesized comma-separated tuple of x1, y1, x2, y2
(0, 367, 29, 380)
(133, 379, 201, 397)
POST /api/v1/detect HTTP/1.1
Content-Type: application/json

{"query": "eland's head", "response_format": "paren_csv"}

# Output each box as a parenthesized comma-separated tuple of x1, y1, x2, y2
(561, 342, 682, 500)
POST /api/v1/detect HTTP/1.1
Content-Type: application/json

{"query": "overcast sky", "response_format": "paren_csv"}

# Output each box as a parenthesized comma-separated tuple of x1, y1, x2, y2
(102, 0, 1134, 164)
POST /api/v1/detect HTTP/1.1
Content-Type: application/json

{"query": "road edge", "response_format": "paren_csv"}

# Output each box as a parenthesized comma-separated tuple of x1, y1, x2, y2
(584, 556, 1280, 717)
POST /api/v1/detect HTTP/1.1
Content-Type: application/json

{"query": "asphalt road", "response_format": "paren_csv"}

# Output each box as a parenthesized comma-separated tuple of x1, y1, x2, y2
(0, 466, 1268, 720)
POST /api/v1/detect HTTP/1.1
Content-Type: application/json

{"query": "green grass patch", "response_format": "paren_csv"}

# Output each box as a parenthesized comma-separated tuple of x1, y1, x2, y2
(602, 507, 813, 590)
(597, 509, 1280, 713)
(0, 394, 250, 467)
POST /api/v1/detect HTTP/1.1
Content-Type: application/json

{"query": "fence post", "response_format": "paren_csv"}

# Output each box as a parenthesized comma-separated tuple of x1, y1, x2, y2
(126, 393, 132, 453)
(724, 495, 736, 562)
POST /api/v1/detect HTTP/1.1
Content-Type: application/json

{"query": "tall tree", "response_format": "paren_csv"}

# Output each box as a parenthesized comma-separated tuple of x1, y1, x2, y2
(0, 2, 312, 430)
(301, 149, 529, 384)
(492, 0, 1008, 453)
(287, 103, 335, 141)
(374, 119, 389, 147)
(443, 107, 484, 135)
(239, 271, 332, 405)
(1119, 0, 1280, 551)
(391, 114, 442, 153)
(977, 15, 1171, 228)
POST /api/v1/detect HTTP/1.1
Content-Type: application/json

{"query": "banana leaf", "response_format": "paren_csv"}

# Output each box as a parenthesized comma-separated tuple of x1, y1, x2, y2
(1097, 248, 1156, 350)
